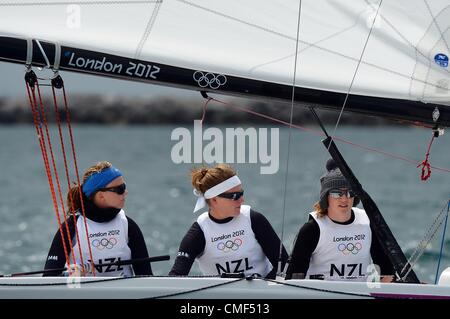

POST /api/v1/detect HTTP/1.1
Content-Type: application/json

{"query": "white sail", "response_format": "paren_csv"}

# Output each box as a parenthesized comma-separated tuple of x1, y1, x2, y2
(0, 0, 449, 104)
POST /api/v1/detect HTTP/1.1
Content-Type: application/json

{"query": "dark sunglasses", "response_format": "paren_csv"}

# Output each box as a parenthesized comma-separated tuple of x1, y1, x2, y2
(217, 191, 244, 201)
(329, 189, 355, 199)
(97, 183, 126, 195)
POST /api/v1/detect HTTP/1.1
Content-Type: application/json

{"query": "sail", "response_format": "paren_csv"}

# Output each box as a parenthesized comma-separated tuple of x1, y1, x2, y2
(0, 0, 449, 125)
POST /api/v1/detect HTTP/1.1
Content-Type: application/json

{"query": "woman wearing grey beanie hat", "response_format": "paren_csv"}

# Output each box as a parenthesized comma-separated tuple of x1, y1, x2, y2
(285, 159, 393, 283)
(318, 159, 359, 212)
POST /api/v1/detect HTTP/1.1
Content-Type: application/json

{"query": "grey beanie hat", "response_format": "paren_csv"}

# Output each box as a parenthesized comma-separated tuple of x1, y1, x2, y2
(319, 159, 351, 209)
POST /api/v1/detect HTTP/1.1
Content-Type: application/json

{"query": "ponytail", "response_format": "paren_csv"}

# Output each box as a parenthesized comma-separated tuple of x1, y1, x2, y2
(67, 184, 82, 216)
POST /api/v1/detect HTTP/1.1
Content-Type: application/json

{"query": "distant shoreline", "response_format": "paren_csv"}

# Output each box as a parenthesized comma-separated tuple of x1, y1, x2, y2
(0, 94, 395, 125)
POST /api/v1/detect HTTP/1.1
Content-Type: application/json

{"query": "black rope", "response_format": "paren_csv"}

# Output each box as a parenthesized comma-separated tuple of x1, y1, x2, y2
(147, 277, 247, 299)
(263, 278, 378, 299)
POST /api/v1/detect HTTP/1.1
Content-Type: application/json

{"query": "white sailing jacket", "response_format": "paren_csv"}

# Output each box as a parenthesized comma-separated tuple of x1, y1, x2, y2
(196, 205, 272, 277)
(306, 207, 372, 281)
(72, 210, 133, 277)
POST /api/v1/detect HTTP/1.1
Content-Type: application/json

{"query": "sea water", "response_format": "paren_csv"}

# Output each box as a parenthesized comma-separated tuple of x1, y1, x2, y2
(0, 124, 448, 283)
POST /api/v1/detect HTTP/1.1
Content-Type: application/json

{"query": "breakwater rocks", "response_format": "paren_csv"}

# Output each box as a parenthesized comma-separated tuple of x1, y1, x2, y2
(0, 95, 390, 125)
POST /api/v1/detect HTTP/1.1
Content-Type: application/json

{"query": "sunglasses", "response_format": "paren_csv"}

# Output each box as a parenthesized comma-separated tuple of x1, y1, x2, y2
(329, 189, 355, 199)
(97, 183, 127, 195)
(217, 191, 244, 201)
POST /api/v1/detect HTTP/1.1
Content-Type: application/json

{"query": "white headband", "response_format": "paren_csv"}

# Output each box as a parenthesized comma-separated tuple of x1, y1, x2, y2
(193, 175, 242, 213)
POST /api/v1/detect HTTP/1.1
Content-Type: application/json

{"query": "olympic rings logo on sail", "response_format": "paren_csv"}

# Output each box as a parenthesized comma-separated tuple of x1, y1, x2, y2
(92, 237, 117, 250)
(337, 242, 362, 255)
(193, 71, 227, 89)
(216, 238, 243, 252)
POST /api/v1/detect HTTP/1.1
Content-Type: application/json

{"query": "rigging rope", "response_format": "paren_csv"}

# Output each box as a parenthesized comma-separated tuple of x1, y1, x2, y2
(57, 79, 97, 275)
(277, 0, 303, 276)
(24, 68, 97, 276)
(417, 133, 436, 181)
(435, 199, 450, 284)
(35, 75, 80, 272)
(199, 96, 212, 125)
(24, 71, 74, 275)
(50, 76, 93, 275)
(328, 0, 383, 150)
(204, 96, 450, 175)
(400, 200, 450, 282)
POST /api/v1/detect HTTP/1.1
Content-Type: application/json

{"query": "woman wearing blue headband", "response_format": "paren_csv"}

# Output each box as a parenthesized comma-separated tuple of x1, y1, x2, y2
(43, 161, 152, 277)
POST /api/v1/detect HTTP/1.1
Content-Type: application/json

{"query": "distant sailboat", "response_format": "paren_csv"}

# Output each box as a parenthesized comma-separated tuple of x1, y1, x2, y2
(0, 0, 449, 298)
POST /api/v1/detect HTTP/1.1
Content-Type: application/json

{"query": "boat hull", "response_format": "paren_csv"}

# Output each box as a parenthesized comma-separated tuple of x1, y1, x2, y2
(1, 277, 450, 299)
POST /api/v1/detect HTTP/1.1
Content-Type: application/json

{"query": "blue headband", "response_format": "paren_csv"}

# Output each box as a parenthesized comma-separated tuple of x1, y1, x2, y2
(82, 166, 123, 197)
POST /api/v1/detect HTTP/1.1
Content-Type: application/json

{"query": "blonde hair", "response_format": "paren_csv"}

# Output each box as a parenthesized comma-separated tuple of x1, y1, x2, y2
(313, 201, 327, 218)
(67, 161, 112, 215)
(191, 164, 236, 195)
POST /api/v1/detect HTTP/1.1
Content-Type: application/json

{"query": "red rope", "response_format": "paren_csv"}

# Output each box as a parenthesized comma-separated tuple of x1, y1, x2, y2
(25, 80, 73, 275)
(51, 85, 88, 274)
(200, 97, 212, 124)
(206, 96, 450, 175)
(417, 134, 435, 181)
(61, 85, 97, 276)
(35, 83, 78, 268)
(25, 72, 97, 276)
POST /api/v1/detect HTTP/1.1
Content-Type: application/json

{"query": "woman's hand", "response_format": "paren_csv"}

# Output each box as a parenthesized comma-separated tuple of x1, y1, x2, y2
(63, 263, 93, 277)
(380, 275, 394, 283)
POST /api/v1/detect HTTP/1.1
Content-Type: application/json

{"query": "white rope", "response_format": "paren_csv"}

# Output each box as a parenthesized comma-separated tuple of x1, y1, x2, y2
(400, 200, 449, 281)
(53, 42, 61, 72)
(278, 0, 303, 276)
(327, 0, 383, 151)
(35, 39, 51, 69)
(25, 38, 33, 68)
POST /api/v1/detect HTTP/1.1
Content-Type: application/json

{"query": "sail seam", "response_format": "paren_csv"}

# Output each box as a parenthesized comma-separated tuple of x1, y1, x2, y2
(423, 2, 450, 64)
(0, 1, 160, 6)
(370, 0, 450, 74)
(249, 9, 366, 73)
(177, 0, 446, 93)
(134, 0, 163, 60)
(329, 0, 383, 150)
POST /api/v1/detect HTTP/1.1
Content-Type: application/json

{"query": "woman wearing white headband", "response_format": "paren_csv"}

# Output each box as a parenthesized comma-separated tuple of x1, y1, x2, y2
(43, 161, 152, 277)
(169, 164, 288, 278)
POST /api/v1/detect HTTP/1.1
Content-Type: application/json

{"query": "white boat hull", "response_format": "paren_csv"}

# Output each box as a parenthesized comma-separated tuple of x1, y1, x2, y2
(1, 276, 450, 299)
